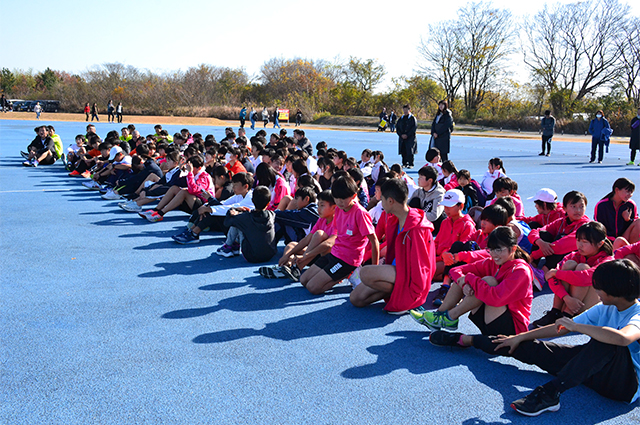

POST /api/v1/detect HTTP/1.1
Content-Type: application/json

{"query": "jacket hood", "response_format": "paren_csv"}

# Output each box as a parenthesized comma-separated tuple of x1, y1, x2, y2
(250, 210, 275, 231)
(401, 207, 434, 233)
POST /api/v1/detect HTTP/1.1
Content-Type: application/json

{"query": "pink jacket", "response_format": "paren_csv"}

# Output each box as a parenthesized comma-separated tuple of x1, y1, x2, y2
(187, 170, 214, 202)
(528, 215, 591, 260)
(521, 206, 565, 227)
(615, 241, 640, 259)
(450, 258, 533, 334)
(267, 175, 290, 211)
(550, 250, 614, 298)
(384, 208, 436, 312)
(435, 214, 476, 261)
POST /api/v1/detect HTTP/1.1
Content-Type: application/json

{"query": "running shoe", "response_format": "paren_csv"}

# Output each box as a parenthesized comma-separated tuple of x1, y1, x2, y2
(432, 284, 450, 307)
(81, 171, 91, 178)
(511, 386, 560, 417)
(120, 200, 142, 212)
(280, 265, 301, 282)
(146, 211, 163, 222)
(530, 308, 565, 328)
(174, 230, 199, 245)
(429, 331, 466, 347)
(23, 159, 35, 167)
(259, 266, 286, 279)
(82, 181, 102, 190)
(139, 210, 156, 220)
(20, 151, 29, 159)
(68, 170, 81, 176)
(101, 189, 122, 200)
(60, 153, 66, 169)
(216, 244, 237, 258)
(627, 161, 635, 165)
(410, 309, 458, 330)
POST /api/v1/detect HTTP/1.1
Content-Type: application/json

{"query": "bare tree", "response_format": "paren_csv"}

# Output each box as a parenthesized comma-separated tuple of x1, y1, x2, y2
(522, 0, 630, 116)
(619, 17, 640, 105)
(418, 21, 466, 109)
(457, 2, 514, 115)
(341, 57, 386, 93)
(418, 2, 513, 115)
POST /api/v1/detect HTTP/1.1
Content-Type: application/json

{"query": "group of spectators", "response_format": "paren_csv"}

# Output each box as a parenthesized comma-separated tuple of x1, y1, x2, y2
(19, 119, 640, 418)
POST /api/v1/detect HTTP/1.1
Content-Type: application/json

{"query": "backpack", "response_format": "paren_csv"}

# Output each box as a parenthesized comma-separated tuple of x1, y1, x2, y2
(470, 179, 487, 207)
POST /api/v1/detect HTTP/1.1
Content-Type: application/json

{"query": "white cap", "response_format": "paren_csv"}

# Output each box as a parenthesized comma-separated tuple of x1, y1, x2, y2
(441, 189, 465, 207)
(108, 146, 123, 161)
(527, 188, 557, 203)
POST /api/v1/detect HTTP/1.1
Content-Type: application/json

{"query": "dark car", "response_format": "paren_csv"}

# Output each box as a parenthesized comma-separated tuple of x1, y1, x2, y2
(41, 100, 60, 112)
(20, 101, 36, 112)
(11, 100, 24, 111)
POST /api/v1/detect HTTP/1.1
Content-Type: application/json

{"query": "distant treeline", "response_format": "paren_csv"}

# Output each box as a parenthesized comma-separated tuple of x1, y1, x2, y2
(1, 1, 638, 136)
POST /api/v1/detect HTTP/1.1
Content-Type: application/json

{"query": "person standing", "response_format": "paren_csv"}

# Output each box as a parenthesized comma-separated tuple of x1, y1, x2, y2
(239, 106, 247, 128)
(249, 107, 256, 130)
(262, 107, 269, 128)
(91, 103, 100, 121)
(116, 102, 123, 123)
(33, 102, 42, 119)
(629, 107, 640, 166)
(396, 104, 418, 169)
(0, 94, 8, 113)
(540, 110, 556, 156)
(273, 106, 281, 129)
(389, 110, 397, 132)
(431, 100, 454, 161)
(295, 109, 302, 127)
(588, 110, 611, 164)
(107, 100, 115, 123)
(83, 103, 90, 121)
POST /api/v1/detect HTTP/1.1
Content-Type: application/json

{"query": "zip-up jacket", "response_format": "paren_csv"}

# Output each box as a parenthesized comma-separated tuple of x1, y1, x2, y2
(594, 198, 638, 240)
(450, 258, 533, 334)
(550, 250, 614, 299)
(528, 215, 591, 260)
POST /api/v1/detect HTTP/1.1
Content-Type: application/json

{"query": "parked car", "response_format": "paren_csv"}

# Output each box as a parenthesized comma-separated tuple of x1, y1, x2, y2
(11, 101, 25, 111)
(20, 101, 36, 112)
(41, 100, 60, 112)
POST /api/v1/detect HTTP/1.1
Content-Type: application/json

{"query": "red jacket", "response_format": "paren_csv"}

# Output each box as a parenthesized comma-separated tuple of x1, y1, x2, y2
(615, 241, 640, 259)
(550, 250, 614, 298)
(435, 214, 476, 261)
(521, 206, 565, 227)
(528, 215, 591, 260)
(384, 208, 436, 312)
(450, 258, 533, 334)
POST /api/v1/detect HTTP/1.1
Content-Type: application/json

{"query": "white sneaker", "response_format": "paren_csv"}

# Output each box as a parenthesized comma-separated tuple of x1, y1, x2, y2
(101, 189, 122, 200)
(82, 181, 100, 190)
(120, 200, 142, 212)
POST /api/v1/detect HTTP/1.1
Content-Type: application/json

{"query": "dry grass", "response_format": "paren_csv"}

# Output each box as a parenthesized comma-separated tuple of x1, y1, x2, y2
(0, 111, 231, 127)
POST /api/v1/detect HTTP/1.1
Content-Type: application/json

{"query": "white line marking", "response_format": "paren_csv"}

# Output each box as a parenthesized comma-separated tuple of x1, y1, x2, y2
(0, 188, 75, 193)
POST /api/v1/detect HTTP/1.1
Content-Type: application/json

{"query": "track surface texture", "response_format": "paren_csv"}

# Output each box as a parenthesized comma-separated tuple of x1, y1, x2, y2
(1, 119, 639, 424)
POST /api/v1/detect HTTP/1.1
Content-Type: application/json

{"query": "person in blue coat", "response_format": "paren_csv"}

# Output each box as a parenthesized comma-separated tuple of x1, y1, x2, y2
(588, 110, 611, 163)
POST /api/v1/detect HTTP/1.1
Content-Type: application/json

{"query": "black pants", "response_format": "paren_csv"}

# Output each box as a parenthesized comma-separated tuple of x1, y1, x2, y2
(541, 135, 552, 154)
(240, 118, 245, 127)
(473, 336, 638, 402)
(531, 230, 565, 269)
(590, 138, 605, 162)
(632, 149, 638, 162)
(189, 212, 228, 234)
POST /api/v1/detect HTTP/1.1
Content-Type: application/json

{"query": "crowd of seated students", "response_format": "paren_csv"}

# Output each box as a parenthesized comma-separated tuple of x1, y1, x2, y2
(21, 123, 640, 417)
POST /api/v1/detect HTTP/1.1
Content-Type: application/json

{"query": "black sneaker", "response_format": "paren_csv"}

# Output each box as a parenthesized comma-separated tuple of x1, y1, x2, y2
(20, 151, 29, 159)
(538, 152, 545, 156)
(432, 285, 450, 307)
(511, 386, 560, 416)
(531, 308, 563, 328)
(429, 331, 466, 348)
(281, 265, 301, 282)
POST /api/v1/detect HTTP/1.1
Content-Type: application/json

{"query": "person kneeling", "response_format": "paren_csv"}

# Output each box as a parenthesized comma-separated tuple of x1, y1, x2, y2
(350, 178, 436, 314)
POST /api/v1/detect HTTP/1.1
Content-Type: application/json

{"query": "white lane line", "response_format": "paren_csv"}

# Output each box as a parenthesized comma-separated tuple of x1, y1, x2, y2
(0, 188, 75, 193)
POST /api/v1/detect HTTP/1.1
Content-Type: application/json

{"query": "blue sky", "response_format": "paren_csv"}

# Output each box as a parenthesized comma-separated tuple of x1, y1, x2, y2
(2, 0, 638, 91)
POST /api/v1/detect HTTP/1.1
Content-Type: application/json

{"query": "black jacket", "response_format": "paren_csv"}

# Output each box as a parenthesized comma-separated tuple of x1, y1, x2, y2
(431, 110, 454, 154)
(274, 202, 319, 242)
(396, 114, 418, 155)
(224, 210, 277, 263)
